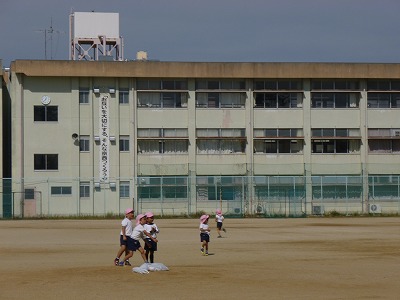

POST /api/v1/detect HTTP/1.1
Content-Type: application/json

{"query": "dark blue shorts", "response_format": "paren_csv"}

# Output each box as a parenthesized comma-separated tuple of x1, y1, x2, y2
(200, 233, 210, 243)
(128, 238, 142, 251)
(120, 235, 128, 246)
(144, 239, 158, 251)
(126, 238, 141, 252)
(217, 222, 223, 230)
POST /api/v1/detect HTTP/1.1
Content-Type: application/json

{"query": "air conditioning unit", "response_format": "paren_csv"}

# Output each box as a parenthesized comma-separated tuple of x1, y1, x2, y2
(312, 205, 324, 215)
(255, 204, 264, 214)
(233, 208, 242, 214)
(369, 204, 382, 213)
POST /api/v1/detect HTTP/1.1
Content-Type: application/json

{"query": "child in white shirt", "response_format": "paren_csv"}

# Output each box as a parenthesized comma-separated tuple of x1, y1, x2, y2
(215, 209, 225, 238)
(144, 211, 159, 263)
(199, 214, 210, 256)
(114, 208, 134, 266)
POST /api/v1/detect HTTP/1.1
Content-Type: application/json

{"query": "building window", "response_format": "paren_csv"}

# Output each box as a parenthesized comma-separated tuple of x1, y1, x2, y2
(119, 136, 130, 151)
(367, 93, 400, 108)
(195, 79, 246, 108)
(311, 80, 359, 90)
(368, 175, 400, 199)
(311, 128, 361, 154)
(196, 128, 246, 154)
(34, 154, 58, 170)
(137, 128, 189, 154)
(196, 92, 246, 108)
(255, 93, 301, 108)
(51, 186, 72, 195)
(137, 79, 188, 90)
(138, 140, 188, 154)
(254, 140, 304, 154)
(137, 79, 188, 108)
(34, 106, 58, 121)
(196, 176, 245, 201)
(312, 176, 362, 200)
(162, 177, 188, 198)
(310, 80, 360, 108)
(367, 80, 400, 108)
(196, 79, 245, 90)
(162, 93, 182, 108)
(119, 88, 129, 104)
(367, 80, 400, 91)
(79, 88, 89, 104)
(368, 129, 400, 153)
(119, 181, 130, 198)
(254, 79, 302, 90)
(80, 182, 90, 198)
(137, 92, 188, 108)
(311, 93, 359, 108)
(253, 129, 304, 154)
(254, 176, 306, 200)
(138, 176, 188, 200)
(79, 136, 90, 152)
(254, 80, 302, 109)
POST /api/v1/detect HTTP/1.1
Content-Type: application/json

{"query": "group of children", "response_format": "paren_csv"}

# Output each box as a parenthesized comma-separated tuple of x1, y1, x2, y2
(114, 207, 226, 266)
(114, 209, 159, 267)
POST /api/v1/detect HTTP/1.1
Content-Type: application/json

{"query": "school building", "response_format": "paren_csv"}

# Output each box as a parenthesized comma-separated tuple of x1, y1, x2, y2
(2, 60, 400, 217)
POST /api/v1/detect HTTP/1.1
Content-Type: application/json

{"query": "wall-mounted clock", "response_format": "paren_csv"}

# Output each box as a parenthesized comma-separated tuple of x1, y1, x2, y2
(41, 95, 51, 105)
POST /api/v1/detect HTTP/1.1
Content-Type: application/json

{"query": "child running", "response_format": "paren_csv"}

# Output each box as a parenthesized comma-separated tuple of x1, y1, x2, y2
(118, 214, 158, 266)
(144, 211, 159, 263)
(199, 214, 210, 256)
(215, 209, 226, 238)
(114, 208, 135, 266)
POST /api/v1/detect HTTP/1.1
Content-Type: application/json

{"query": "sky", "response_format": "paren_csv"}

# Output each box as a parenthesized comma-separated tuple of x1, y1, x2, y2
(1, 0, 400, 67)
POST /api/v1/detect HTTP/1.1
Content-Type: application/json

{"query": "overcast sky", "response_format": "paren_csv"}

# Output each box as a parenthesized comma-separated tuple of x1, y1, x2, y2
(1, 0, 400, 67)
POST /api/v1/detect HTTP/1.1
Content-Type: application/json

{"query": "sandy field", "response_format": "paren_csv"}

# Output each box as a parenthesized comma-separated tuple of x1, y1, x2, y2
(0, 217, 399, 300)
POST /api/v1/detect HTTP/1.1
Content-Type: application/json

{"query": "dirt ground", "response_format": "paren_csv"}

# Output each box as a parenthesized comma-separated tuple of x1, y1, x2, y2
(0, 217, 399, 300)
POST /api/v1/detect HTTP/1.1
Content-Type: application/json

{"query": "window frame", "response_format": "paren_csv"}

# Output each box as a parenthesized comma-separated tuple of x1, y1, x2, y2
(119, 88, 129, 104)
(79, 136, 90, 152)
(367, 93, 400, 108)
(51, 186, 72, 195)
(137, 129, 189, 154)
(311, 129, 361, 154)
(137, 92, 188, 108)
(34, 105, 58, 122)
(119, 181, 130, 198)
(119, 136, 130, 152)
(196, 128, 247, 154)
(255, 92, 302, 109)
(79, 182, 90, 198)
(79, 88, 90, 104)
(368, 129, 400, 153)
(34, 154, 58, 171)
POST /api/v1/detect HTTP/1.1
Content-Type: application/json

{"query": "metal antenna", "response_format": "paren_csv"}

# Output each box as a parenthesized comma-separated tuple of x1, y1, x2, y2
(35, 18, 65, 60)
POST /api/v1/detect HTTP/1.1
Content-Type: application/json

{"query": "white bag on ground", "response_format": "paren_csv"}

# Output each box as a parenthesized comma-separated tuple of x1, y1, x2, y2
(132, 262, 169, 274)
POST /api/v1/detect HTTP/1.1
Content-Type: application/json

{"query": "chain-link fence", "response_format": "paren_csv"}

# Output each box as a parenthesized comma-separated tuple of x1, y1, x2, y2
(1, 175, 400, 218)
